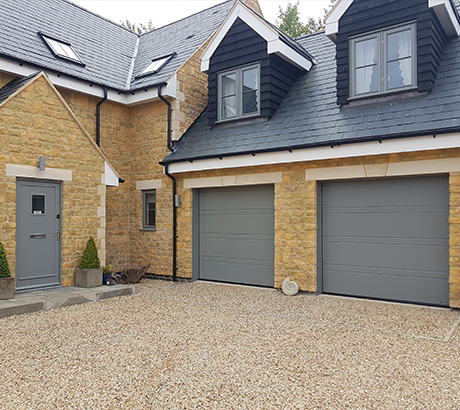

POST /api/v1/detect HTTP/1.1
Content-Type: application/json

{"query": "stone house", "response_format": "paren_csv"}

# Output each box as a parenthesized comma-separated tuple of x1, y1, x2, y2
(162, 0, 460, 308)
(2, 0, 460, 308)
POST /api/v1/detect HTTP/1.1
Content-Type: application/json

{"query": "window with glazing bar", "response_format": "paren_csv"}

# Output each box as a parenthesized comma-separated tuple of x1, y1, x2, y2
(142, 190, 156, 230)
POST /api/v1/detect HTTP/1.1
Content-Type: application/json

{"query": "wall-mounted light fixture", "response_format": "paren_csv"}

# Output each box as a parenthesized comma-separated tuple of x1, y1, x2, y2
(37, 156, 45, 171)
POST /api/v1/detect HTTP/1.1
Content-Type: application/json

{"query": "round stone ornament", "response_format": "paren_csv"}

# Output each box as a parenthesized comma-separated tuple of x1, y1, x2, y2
(282, 277, 299, 296)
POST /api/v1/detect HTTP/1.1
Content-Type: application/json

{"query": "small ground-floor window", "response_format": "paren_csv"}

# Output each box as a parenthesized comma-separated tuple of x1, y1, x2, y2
(142, 190, 156, 230)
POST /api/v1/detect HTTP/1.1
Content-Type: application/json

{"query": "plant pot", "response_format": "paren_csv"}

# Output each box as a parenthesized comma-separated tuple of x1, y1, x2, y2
(75, 268, 103, 288)
(102, 273, 112, 285)
(0, 277, 14, 300)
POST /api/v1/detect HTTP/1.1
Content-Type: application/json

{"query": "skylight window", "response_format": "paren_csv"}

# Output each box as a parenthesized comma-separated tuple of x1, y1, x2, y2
(138, 53, 175, 77)
(39, 32, 84, 65)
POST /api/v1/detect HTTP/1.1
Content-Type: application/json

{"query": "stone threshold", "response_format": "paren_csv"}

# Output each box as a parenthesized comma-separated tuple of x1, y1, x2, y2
(0, 284, 136, 318)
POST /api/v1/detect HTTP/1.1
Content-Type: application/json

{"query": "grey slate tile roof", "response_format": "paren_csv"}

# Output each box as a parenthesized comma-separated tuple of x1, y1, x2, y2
(163, 17, 460, 164)
(0, 0, 236, 92)
(0, 72, 40, 105)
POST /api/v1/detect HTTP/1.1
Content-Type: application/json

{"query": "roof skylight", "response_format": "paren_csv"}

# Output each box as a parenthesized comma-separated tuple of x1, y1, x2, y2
(138, 53, 175, 77)
(39, 32, 84, 65)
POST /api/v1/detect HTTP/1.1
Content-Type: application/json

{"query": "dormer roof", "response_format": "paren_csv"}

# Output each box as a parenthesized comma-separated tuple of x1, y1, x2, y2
(201, 1, 314, 73)
(325, 0, 460, 40)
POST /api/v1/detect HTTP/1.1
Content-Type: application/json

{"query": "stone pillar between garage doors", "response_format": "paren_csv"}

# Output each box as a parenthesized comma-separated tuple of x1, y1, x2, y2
(449, 172, 460, 308)
(274, 167, 317, 292)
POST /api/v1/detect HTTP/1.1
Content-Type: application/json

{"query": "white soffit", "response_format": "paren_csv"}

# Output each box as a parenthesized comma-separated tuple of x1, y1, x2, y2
(167, 132, 460, 174)
(104, 162, 119, 187)
(429, 0, 460, 36)
(0, 57, 177, 106)
(201, 3, 312, 72)
(326, 0, 460, 40)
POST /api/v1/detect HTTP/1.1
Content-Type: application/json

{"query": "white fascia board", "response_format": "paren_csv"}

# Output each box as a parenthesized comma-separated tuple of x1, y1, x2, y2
(201, 3, 311, 72)
(167, 132, 460, 174)
(325, 0, 354, 40)
(104, 162, 119, 187)
(0, 57, 177, 106)
(429, 0, 460, 36)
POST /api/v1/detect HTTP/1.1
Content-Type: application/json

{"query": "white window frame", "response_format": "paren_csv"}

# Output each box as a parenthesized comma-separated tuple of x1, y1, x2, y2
(350, 23, 417, 99)
(142, 190, 156, 230)
(217, 63, 260, 122)
(137, 53, 175, 78)
(39, 32, 84, 65)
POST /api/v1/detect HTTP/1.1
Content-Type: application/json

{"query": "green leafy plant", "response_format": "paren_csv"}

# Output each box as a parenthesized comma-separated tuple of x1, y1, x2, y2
(103, 265, 113, 275)
(0, 242, 11, 278)
(78, 237, 101, 269)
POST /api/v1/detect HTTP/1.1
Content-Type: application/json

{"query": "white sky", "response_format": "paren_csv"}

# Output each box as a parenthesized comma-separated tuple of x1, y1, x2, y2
(72, 0, 331, 30)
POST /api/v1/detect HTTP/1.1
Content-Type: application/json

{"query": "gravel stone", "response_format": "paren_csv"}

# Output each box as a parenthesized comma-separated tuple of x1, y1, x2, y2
(0, 279, 459, 409)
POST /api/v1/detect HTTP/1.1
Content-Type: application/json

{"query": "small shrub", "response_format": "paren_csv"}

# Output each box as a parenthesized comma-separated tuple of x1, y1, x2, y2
(0, 242, 11, 278)
(78, 237, 101, 269)
(103, 265, 113, 275)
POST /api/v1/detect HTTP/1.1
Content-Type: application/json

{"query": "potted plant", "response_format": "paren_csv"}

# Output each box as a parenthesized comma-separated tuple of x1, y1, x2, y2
(75, 237, 102, 287)
(102, 264, 113, 285)
(0, 242, 14, 300)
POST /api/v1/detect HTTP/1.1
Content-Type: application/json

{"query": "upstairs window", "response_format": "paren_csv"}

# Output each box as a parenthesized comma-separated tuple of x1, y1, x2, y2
(39, 32, 84, 65)
(350, 23, 416, 98)
(138, 54, 175, 78)
(218, 64, 260, 121)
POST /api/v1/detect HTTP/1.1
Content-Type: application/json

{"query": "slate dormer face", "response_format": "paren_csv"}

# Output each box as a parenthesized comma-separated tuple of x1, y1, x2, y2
(206, 18, 303, 125)
(331, 0, 455, 105)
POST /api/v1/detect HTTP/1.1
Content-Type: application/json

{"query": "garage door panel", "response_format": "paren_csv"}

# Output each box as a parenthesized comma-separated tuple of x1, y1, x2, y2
(200, 213, 274, 235)
(323, 241, 448, 273)
(200, 235, 274, 261)
(322, 176, 449, 306)
(323, 269, 449, 305)
(198, 185, 274, 287)
(324, 210, 449, 239)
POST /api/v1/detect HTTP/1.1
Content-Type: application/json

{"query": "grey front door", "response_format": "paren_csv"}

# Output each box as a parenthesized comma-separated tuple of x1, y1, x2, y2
(321, 175, 449, 306)
(16, 179, 61, 290)
(197, 185, 275, 287)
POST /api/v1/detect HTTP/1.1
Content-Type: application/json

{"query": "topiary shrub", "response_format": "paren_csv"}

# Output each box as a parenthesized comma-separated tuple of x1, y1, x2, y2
(0, 242, 11, 278)
(78, 237, 101, 269)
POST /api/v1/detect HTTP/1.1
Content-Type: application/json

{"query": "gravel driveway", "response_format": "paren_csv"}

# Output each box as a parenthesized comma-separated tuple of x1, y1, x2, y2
(1, 280, 459, 409)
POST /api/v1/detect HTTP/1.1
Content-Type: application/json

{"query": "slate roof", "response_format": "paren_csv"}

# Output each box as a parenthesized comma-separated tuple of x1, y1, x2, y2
(0, 0, 236, 92)
(0, 72, 40, 105)
(163, 13, 460, 164)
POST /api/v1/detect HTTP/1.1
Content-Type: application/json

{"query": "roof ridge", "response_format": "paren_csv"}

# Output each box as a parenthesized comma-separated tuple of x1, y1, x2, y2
(138, 0, 236, 37)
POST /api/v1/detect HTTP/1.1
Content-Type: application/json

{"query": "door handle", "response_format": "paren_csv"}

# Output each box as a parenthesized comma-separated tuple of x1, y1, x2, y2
(54, 229, 60, 241)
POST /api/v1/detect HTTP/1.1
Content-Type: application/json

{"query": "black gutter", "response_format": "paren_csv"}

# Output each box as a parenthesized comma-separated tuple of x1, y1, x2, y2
(158, 83, 177, 282)
(159, 127, 460, 165)
(95, 87, 108, 147)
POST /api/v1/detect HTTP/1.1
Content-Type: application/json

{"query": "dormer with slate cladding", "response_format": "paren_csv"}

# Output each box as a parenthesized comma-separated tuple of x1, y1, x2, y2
(326, 0, 460, 105)
(201, 1, 314, 125)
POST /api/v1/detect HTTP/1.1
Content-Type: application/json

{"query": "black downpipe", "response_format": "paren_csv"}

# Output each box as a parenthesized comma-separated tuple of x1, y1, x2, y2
(164, 164, 177, 282)
(96, 87, 108, 147)
(158, 84, 177, 282)
(157, 84, 173, 151)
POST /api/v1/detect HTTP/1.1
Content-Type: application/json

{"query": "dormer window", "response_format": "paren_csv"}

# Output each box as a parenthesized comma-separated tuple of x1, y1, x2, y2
(218, 64, 260, 121)
(39, 32, 84, 65)
(350, 23, 416, 98)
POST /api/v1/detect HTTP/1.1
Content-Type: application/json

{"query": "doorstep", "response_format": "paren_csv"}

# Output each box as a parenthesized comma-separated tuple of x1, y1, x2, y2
(0, 284, 136, 318)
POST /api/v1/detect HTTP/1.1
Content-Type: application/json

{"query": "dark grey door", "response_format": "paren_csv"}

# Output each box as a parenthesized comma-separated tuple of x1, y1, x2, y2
(322, 176, 449, 306)
(198, 185, 274, 287)
(16, 180, 61, 290)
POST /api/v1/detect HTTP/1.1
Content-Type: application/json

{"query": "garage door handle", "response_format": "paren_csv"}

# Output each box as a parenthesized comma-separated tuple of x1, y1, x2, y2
(30, 233, 46, 239)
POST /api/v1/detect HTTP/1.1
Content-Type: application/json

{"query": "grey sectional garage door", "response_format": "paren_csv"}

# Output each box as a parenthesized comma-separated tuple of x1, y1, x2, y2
(198, 185, 274, 286)
(322, 176, 449, 306)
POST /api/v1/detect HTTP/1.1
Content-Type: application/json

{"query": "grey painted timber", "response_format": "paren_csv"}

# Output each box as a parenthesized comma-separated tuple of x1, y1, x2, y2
(197, 185, 275, 287)
(321, 175, 449, 306)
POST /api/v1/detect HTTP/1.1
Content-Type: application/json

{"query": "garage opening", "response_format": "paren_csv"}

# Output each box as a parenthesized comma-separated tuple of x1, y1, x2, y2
(321, 175, 449, 306)
(194, 185, 274, 287)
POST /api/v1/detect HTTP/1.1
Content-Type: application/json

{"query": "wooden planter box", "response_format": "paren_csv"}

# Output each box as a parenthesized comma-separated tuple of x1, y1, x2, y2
(0, 277, 14, 300)
(75, 268, 103, 288)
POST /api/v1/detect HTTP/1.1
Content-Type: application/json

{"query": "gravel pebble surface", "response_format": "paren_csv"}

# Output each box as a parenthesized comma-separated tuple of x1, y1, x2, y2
(1, 279, 459, 409)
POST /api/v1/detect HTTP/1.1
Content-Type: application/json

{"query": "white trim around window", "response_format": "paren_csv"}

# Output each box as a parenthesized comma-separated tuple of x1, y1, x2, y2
(217, 63, 260, 121)
(350, 23, 417, 99)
